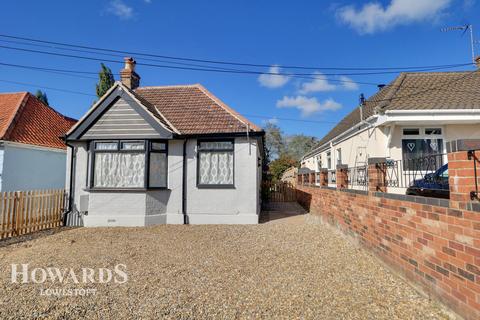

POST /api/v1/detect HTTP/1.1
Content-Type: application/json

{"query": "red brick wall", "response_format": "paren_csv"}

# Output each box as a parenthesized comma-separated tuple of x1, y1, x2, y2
(296, 186, 480, 320)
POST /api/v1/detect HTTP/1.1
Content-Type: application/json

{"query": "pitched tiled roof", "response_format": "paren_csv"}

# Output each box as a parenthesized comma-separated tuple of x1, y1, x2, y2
(134, 84, 262, 135)
(307, 70, 480, 156)
(0, 92, 76, 149)
(0, 92, 26, 138)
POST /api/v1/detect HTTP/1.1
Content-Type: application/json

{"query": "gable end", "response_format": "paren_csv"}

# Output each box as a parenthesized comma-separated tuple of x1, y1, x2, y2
(67, 86, 173, 140)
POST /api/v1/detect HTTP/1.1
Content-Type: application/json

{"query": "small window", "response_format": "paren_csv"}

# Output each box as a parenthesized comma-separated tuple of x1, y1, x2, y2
(95, 141, 118, 150)
(151, 142, 167, 151)
(403, 128, 420, 135)
(198, 140, 234, 187)
(121, 141, 145, 150)
(199, 141, 234, 150)
(327, 151, 332, 169)
(336, 149, 342, 165)
(425, 128, 442, 135)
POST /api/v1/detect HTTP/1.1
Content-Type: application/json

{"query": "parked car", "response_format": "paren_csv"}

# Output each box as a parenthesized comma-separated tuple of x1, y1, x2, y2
(406, 164, 449, 199)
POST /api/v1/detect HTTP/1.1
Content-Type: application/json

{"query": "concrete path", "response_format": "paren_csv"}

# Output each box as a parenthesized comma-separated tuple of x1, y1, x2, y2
(260, 201, 307, 224)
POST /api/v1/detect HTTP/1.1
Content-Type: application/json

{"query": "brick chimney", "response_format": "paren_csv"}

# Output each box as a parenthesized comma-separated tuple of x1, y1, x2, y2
(120, 57, 140, 90)
(476, 56, 480, 69)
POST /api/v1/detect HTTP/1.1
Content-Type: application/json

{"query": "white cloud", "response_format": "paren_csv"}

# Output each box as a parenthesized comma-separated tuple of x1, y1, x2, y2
(339, 76, 359, 91)
(107, 0, 134, 20)
(258, 65, 290, 88)
(276, 96, 342, 117)
(144, 0, 152, 3)
(298, 72, 336, 94)
(337, 0, 452, 34)
(263, 118, 279, 125)
(298, 73, 359, 93)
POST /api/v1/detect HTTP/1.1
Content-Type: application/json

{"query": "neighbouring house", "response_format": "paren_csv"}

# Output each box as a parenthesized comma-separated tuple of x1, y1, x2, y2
(301, 57, 480, 189)
(65, 57, 264, 226)
(281, 166, 298, 185)
(0, 92, 76, 192)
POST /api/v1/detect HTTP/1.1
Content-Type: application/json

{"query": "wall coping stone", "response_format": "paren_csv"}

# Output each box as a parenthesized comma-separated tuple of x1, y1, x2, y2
(339, 188, 369, 195)
(446, 139, 480, 152)
(368, 157, 387, 165)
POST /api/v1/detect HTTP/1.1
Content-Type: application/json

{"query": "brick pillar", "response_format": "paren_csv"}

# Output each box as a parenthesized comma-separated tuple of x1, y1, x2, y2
(319, 169, 328, 186)
(368, 158, 387, 193)
(309, 172, 315, 185)
(447, 140, 480, 205)
(336, 164, 348, 189)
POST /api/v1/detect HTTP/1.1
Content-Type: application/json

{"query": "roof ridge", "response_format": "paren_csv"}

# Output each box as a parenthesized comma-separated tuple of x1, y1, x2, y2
(194, 84, 262, 132)
(0, 92, 29, 139)
(402, 70, 474, 75)
(136, 84, 200, 90)
(0, 91, 29, 96)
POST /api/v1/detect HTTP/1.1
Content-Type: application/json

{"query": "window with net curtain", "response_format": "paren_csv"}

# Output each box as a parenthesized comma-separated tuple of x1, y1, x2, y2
(198, 141, 234, 186)
(92, 140, 167, 188)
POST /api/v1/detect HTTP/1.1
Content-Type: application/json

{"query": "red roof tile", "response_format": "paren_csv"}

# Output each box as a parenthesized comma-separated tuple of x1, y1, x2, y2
(0, 92, 76, 149)
(134, 84, 262, 135)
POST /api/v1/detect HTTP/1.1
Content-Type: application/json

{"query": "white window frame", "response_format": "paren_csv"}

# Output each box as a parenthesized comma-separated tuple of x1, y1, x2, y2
(400, 126, 446, 171)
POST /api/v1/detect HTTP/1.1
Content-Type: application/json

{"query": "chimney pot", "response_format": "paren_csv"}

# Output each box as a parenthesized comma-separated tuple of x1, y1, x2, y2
(120, 57, 140, 90)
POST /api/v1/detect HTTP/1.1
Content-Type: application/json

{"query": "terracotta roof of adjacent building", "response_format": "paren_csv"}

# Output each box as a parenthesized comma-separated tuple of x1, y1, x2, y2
(134, 84, 262, 135)
(308, 70, 480, 155)
(0, 92, 76, 149)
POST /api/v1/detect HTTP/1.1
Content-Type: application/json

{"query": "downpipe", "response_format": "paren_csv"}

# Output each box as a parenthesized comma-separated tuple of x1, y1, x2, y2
(182, 139, 189, 224)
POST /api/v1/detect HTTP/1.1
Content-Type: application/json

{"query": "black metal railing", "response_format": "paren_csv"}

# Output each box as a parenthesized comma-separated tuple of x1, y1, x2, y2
(302, 174, 309, 185)
(468, 150, 479, 200)
(347, 165, 369, 190)
(384, 153, 448, 192)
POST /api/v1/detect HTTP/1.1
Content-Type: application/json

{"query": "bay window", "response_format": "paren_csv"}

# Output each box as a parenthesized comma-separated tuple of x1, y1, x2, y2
(197, 140, 234, 187)
(90, 140, 167, 189)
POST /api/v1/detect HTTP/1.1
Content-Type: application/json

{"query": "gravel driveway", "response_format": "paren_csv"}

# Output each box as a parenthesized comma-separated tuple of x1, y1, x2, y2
(0, 204, 453, 319)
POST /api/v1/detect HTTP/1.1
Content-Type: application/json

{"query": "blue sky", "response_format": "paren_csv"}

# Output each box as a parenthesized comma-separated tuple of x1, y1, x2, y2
(0, 0, 478, 138)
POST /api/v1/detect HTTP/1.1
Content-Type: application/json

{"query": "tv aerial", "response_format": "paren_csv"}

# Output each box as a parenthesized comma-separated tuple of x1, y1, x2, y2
(441, 24, 477, 63)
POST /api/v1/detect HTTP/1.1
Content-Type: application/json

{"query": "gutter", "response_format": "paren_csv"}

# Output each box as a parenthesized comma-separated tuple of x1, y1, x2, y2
(182, 139, 188, 225)
(303, 115, 377, 159)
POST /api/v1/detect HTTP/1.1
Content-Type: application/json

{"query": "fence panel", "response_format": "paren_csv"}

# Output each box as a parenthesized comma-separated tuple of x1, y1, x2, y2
(262, 181, 296, 202)
(0, 189, 65, 240)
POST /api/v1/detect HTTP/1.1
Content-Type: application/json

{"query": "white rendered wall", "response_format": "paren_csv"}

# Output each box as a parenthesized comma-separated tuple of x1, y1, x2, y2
(1, 143, 67, 192)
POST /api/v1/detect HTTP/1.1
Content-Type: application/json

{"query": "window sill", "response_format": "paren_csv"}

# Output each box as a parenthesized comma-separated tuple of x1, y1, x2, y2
(84, 187, 170, 192)
(197, 185, 236, 189)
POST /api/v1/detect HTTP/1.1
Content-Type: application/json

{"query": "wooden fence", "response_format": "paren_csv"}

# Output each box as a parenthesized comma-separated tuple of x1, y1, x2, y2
(262, 181, 296, 202)
(0, 189, 65, 240)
